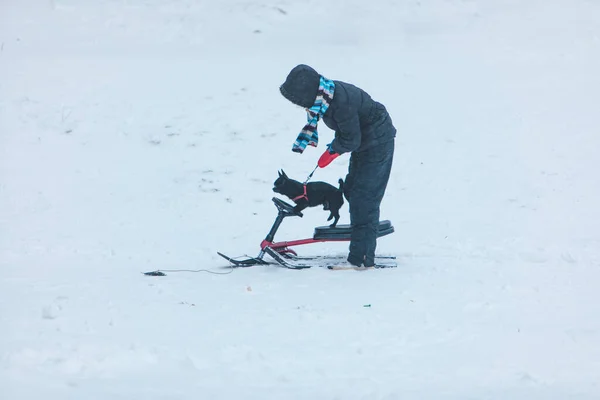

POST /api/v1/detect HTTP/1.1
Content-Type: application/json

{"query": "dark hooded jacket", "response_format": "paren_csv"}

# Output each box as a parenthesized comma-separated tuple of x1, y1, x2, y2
(280, 64, 396, 155)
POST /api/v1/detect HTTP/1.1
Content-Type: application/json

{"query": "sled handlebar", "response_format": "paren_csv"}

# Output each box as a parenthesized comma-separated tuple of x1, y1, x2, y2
(272, 197, 303, 217)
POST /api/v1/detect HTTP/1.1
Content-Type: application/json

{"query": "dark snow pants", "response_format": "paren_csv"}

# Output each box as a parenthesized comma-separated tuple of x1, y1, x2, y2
(343, 139, 395, 267)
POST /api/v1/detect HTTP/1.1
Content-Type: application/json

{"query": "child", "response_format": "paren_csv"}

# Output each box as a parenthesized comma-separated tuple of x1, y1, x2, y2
(280, 64, 397, 268)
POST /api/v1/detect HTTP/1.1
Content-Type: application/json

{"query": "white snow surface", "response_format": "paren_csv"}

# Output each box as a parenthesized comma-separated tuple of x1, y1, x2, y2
(1, 0, 600, 399)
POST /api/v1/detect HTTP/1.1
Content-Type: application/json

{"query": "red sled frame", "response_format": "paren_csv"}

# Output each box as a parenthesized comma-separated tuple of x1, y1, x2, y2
(217, 197, 395, 267)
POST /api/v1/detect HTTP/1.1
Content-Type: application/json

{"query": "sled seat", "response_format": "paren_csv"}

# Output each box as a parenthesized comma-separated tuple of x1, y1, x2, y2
(313, 220, 394, 240)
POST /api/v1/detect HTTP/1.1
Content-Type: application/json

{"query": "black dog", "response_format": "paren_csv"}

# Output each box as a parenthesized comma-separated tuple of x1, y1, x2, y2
(273, 170, 344, 227)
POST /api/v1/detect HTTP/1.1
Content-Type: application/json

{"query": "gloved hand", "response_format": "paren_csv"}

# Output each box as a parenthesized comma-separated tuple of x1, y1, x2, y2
(317, 143, 340, 168)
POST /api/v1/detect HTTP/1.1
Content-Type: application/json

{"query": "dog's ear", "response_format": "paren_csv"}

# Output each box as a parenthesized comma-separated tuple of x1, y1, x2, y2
(278, 170, 282, 177)
(281, 170, 287, 178)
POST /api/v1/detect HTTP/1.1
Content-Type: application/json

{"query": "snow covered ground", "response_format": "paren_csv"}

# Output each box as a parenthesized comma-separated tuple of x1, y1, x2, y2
(1, 0, 599, 398)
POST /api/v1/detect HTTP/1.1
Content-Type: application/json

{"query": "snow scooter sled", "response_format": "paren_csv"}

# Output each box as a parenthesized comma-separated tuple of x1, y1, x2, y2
(217, 197, 396, 269)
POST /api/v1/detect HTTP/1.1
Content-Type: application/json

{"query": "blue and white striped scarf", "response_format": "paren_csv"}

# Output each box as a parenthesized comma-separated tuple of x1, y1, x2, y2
(292, 76, 335, 153)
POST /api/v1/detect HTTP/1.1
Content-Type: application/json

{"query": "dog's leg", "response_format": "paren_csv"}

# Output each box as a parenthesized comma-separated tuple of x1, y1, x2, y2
(293, 204, 307, 213)
(329, 210, 340, 227)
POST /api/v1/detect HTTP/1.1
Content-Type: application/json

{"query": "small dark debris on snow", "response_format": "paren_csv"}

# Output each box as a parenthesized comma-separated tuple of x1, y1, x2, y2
(254, 29, 262, 34)
(200, 187, 220, 193)
(144, 271, 166, 276)
(275, 7, 287, 15)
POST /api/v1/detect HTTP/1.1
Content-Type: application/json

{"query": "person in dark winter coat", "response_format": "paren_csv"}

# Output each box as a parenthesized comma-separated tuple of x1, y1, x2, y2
(279, 64, 396, 268)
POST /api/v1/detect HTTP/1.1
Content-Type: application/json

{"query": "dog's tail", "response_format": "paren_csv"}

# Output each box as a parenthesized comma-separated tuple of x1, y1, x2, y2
(338, 178, 344, 192)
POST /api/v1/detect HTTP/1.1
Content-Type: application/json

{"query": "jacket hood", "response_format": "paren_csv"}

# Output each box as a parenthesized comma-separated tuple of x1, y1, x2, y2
(279, 64, 321, 108)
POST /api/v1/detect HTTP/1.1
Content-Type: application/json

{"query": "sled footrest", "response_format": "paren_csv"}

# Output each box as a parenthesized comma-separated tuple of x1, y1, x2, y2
(313, 220, 394, 240)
